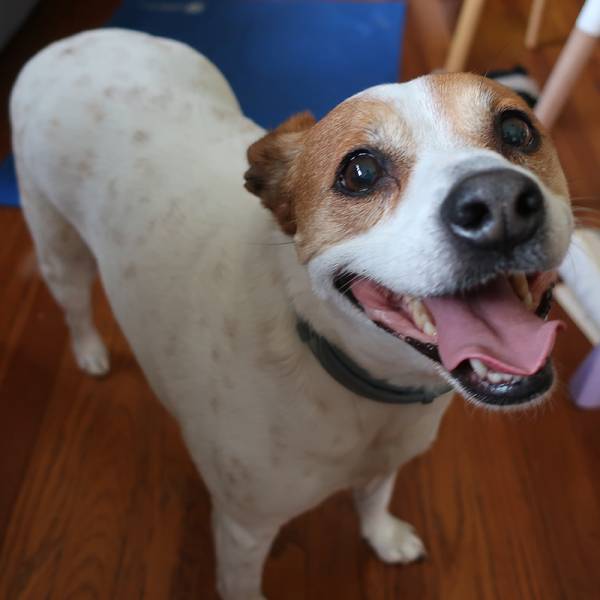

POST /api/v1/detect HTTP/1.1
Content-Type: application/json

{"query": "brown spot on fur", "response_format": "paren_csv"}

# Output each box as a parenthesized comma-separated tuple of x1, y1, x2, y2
(315, 398, 330, 415)
(122, 263, 137, 279)
(164, 333, 177, 357)
(111, 229, 125, 246)
(212, 107, 230, 121)
(212, 261, 226, 282)
(59, 229, 72, 244)
(77, 159, 93, 177)
(223, 317, 238, 340)
(211, 346, 221, 363)
(133, 130, 149, 143)
(88, 102, 105, 122)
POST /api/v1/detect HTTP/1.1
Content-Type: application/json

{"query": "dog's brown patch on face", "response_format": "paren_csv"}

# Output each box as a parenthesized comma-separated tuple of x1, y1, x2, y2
(247, 74, 568, 266)
(245, 112, 316, 235)
(427, 73, 568, 199)
(246, 100, 415, 261)
(427, 73, 496, 149)
(294, 99, 415, 261)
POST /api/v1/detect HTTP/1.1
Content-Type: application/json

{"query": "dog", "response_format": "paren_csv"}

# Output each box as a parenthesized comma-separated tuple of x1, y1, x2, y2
(10, 29, 573, 600)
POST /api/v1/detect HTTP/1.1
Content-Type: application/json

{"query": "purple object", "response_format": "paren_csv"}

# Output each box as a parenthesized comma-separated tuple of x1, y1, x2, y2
(570, 344, 600, 409)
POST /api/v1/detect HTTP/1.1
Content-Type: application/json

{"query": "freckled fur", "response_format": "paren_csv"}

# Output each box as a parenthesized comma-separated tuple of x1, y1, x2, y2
(11, 29, 572, 600)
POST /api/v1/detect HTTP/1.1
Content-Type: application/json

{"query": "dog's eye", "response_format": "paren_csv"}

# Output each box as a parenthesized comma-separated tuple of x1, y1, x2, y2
(499, 112, 538, 152)
(337, 151, 383, 196)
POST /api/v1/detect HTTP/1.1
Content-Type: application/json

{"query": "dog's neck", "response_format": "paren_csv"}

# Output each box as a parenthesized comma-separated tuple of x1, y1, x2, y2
(296, 317, 451, 403)
(268, 228, 445, 392)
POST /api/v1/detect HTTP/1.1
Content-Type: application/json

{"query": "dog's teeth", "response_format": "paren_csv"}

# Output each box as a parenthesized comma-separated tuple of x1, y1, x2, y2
(486, 371, 504, 384)
(470, 358, 489, 378)
(423, 321, 437, 337)
(406, 298, 437, 337)
(510, 273, 533, 309)
(470, 358, 524, 384)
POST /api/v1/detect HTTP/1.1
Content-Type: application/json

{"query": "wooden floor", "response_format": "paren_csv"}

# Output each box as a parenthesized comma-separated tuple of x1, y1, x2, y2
(1, 1, 600, 598)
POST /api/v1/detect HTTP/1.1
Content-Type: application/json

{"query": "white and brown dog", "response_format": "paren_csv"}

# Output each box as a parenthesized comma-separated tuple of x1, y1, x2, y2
(10, 29, 572, 600)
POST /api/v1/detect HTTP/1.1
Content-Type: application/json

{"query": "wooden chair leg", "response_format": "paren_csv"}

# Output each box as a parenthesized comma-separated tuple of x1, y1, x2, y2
(444, 0, 487, 72)
(534, 28, 598, 128)
(525, 0, 547, 49)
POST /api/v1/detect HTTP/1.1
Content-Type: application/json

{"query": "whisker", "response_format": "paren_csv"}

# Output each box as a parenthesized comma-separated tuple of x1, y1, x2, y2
(572, 206, 600, 213)
(337, 272, 365, 294)
(247, 240, 296, 247)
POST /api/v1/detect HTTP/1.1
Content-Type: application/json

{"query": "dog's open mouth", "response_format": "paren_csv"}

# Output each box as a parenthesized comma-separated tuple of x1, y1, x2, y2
(334, 272, 562, 406)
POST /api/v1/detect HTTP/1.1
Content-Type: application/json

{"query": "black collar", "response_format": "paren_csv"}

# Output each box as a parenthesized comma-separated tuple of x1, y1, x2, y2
(297, 318, 452, 405)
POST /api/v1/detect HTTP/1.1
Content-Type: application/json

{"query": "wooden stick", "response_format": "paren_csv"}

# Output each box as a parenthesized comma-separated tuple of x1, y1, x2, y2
(444, 0, 487, 72)
(525, 0, 547, 48)
(535, 28, 597, 128)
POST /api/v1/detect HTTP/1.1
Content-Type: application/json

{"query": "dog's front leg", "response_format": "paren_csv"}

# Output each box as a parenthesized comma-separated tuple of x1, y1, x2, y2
(212, 509, 278, 600)
(353, 472, 426, 564)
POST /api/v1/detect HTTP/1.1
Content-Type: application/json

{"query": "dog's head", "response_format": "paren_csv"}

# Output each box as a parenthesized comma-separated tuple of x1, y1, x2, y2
(244, 74, 573, 410)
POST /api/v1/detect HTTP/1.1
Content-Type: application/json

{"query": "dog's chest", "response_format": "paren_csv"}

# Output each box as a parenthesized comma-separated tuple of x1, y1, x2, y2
(278, 393, 451, 487)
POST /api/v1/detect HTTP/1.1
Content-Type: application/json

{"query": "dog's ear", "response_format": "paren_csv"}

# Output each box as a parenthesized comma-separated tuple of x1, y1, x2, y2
(244, 111, 316, 235)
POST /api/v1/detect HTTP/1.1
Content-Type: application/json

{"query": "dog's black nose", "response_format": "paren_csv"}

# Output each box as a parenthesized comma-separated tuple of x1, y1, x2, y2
(442, 168, 545, 251)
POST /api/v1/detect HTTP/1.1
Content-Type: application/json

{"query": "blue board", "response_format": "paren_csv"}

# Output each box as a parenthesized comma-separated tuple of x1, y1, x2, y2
(0, 0, 406, 206)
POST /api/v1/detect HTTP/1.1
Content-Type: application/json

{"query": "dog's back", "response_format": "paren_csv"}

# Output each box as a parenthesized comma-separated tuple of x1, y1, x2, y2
(10, 29, 271, 385)
(10, 28, 258, 244)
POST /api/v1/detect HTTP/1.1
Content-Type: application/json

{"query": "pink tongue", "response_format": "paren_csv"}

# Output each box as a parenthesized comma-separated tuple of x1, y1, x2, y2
(424, 278, 563, 376)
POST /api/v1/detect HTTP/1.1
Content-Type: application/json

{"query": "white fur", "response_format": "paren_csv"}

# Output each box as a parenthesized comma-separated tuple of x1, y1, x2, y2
(10, 29, 569, 599)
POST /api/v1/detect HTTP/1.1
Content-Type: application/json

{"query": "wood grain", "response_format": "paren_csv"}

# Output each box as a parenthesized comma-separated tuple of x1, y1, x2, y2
(1, 1, 600, 598)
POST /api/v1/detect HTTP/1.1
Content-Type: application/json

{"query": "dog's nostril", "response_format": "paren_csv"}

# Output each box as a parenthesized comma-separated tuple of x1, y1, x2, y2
(455, 199, 490, 230)
(516, 188, 543, 218)
(442, 169, 545, 252)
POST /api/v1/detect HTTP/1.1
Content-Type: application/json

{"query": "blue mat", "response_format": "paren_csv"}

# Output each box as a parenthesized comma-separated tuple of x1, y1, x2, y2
(0, 0, 406, 206)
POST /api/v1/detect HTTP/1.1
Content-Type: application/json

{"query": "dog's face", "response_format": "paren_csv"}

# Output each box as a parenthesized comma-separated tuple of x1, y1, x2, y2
(245, 74, 573, 409)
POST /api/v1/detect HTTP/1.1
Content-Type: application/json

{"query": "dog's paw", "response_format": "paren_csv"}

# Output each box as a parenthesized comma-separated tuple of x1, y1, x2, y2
(73, 333, 110, 377)
(363, 514, 427, 564)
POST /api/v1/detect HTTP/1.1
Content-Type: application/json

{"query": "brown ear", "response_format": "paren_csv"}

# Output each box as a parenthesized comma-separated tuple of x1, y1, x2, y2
(244, 111, 316, 235)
